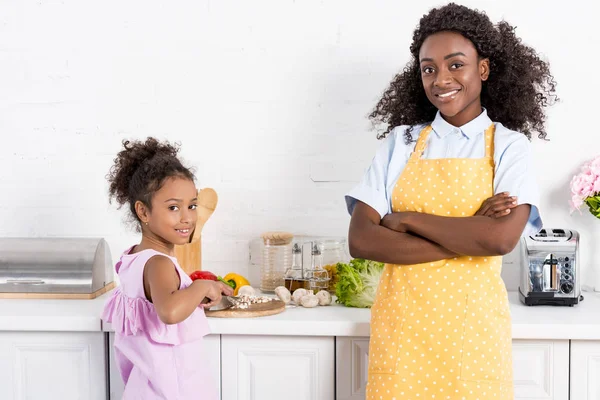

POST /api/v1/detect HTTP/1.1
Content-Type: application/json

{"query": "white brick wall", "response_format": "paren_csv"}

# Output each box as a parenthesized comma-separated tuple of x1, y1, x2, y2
(1, 0, 600, 290)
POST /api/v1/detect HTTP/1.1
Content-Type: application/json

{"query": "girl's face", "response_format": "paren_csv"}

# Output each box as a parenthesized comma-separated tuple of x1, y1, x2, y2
(139, 176, 198, 247)
(419, 31, 489, 127)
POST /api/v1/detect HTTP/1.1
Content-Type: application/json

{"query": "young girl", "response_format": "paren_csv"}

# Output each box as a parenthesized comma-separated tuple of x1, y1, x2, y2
(346, 3, 556, 399)
(102, 137, 232, 399)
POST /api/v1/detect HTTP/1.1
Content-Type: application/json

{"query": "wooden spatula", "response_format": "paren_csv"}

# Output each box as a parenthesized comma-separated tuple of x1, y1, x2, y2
(174, 187, 218, 275)
(190, 188, 218, 243)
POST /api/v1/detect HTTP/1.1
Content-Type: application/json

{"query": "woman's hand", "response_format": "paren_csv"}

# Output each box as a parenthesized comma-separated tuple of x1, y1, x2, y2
(475, 192, 518, 219)
(349, 201, 458, 264)
(380, 212, 409, 232)
(381, 193, 516, 232)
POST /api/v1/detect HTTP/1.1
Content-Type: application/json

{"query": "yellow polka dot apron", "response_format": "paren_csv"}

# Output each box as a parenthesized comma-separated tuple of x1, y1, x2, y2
(366, 125, 513, 400)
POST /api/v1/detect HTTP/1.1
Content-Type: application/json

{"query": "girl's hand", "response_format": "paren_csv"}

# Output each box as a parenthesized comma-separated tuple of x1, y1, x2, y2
(475, 192, 518, 219)
(196, 280, 222, 309)
(198, 281, 234, 309)
(218, 281, 234, 296)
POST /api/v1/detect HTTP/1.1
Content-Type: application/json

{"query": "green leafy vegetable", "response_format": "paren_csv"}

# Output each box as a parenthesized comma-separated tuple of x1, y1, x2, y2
(334, 258, 385, 308)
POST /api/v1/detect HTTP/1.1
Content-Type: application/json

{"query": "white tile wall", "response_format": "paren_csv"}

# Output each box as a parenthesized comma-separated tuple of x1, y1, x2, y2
(1, 0, 600, 290)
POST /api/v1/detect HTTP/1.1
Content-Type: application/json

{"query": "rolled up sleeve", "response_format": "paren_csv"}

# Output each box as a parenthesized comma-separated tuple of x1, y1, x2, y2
(494, 136, 542, 237)
(345, 132, 397, 219)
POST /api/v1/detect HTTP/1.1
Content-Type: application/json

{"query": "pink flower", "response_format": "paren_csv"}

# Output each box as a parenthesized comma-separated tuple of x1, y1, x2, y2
(581, 161, 592, 175)
(570, 155, 600, 217)
(591, 156, 600, 176)
(570, 194, 584, 214)
(570, 173, 594, 199)
(594, 178, 600, 194)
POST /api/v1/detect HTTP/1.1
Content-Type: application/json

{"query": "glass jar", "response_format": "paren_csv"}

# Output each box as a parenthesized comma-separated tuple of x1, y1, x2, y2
(317, 237, 350, 293)
(260, 231, 293, 293)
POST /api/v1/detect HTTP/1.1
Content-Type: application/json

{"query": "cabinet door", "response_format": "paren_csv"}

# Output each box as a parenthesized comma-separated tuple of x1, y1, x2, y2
(108, 333, 221, 400)
(0, 332, 106, 400)
(336, 337, 369, 400)
(513, 340, 569, 400)
(336, 338, 569, 400)
(570, 340, 600, 400)
(204, 334, 221, 399)
(107, 332, 124, 400)
(221, 335, 334, 400)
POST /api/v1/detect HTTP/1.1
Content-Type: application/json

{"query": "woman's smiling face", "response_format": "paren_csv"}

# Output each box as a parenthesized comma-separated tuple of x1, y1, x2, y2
(419, 31, 489, 126)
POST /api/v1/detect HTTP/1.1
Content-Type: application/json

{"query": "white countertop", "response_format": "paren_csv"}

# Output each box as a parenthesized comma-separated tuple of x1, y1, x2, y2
(510, 291, 600, 340)
(1, 290, 600, 339)
(205, 291, 600, 339)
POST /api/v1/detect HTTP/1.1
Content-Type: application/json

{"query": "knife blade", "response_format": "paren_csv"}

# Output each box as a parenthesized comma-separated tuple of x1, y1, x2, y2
(209, 296, 234, 311)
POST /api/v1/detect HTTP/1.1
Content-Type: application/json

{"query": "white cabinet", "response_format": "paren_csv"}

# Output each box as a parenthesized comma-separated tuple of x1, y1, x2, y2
(336, 337, 369, 400)
(107, 332, 124, 400)
(204, 334, 222, 399)
(512, 340, 569, 400)
(336, 337, 570, 400)
(107, 332, 221, 400)
(221, 335, 335, 400)
(0, 332, 106, 400)
(570, 340, 600, 400)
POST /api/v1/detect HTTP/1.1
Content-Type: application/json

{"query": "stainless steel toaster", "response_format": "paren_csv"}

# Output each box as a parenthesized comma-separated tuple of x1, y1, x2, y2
(518, 228, 583, 306)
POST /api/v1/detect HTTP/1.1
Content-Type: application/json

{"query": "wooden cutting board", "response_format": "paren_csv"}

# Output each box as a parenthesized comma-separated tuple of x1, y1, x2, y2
(205, 299, 286, 318)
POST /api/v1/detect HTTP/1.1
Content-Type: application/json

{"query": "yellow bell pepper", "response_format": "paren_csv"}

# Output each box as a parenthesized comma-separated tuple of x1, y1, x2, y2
(221, 273, 251, 296)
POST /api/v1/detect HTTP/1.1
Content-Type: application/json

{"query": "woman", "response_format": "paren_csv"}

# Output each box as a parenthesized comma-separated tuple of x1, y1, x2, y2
(346, 3, 557, 399)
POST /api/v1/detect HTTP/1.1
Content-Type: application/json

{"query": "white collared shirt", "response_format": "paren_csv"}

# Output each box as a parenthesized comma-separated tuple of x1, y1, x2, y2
(345, 109, 542, 236)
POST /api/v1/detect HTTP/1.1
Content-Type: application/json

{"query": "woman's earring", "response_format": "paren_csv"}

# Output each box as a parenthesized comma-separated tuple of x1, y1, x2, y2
(144, 222, 148, 226)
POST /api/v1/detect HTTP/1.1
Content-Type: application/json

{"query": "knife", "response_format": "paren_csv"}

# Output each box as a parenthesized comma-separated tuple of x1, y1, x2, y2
(209, 296, 236, 311)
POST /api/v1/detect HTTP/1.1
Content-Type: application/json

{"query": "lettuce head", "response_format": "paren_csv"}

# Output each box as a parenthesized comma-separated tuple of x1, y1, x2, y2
(334, 258, 384, 308)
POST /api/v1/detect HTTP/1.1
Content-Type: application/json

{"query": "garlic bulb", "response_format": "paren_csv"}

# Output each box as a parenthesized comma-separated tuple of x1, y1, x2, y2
(274, 286, 291, 304)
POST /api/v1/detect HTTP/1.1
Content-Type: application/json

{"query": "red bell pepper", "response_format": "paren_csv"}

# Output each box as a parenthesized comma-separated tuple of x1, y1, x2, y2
(189, 270, 234, 289)
(189, 270, 218, 281)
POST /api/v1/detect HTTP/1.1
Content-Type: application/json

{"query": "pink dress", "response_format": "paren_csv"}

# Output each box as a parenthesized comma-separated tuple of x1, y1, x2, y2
(102, 247, 217, 400)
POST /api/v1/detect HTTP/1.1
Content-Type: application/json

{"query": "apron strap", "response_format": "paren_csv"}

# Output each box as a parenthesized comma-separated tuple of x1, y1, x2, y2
(484, 124, 495, 159)
(409, 125, 433, 161)
(410, 123, 495, 161)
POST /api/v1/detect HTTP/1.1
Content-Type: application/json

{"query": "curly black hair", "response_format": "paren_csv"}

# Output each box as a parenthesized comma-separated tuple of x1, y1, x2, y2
(370, 2, 557, 143)
(107, 137, 195, 228)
